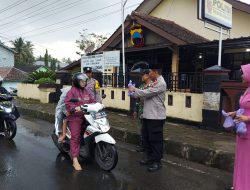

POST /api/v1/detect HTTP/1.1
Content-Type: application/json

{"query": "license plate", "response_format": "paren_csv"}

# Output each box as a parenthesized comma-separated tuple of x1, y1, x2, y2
(92, 111, 107, 119)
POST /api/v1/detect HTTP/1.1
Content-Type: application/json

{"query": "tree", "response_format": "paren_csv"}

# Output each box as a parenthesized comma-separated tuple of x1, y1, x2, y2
(12, 37, 35, 65)
(76, 29, 109, 55)
(36, 55, 44, 61)
(44, 49, 49, 67)
(50, 58, 57, 71)
(61, 57, 72, 64)
(57, 64, 60, 70)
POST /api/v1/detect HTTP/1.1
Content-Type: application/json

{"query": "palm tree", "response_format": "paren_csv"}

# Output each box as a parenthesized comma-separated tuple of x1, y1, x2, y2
(12, 37, 34, 65)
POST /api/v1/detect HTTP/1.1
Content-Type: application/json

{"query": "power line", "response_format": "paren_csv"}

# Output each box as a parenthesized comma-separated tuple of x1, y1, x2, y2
(10, 2, 121, 38)
(0, 0, 49, 22)
(0, 0, 28, 14)
(0, 0, 86, 27)
(0, 0, 91, 34)
(0, 2, 139, 58)
(23, 3, 139, 39)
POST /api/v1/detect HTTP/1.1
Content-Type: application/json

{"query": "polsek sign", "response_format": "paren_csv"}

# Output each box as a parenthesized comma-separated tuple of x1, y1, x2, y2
(198, 0, 232, 29)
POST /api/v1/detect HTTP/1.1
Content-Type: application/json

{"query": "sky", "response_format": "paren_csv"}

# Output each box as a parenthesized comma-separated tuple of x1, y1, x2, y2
(0, 0, 144, 61)
(0, 0, 249, 62)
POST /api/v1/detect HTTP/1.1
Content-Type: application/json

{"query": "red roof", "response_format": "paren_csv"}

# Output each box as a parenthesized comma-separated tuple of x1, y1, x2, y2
(0, 67, 28, 81)
(133, 12, 208, 44)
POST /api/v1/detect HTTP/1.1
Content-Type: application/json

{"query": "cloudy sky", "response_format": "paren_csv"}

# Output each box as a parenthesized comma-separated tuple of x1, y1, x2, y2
(0, 0, 143, 61)
(0, 0, 249, 62)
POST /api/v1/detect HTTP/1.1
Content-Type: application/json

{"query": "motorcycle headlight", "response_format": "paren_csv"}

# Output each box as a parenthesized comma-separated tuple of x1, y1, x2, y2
(4, 107, 12, 113)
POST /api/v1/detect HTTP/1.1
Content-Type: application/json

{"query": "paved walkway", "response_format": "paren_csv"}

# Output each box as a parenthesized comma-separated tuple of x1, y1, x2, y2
(14, 98, 236, 172)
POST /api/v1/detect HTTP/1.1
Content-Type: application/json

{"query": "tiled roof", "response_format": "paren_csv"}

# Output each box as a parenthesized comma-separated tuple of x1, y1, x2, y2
(15, 65, 46, 73)
(60, 60, 80, 71)
(133, 12, 208, 44)
(0, 67, 28, 81)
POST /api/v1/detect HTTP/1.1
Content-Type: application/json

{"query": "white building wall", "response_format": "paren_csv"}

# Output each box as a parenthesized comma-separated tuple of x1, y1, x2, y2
(0, 46, 14, 67)
(2, 81, 19, 91)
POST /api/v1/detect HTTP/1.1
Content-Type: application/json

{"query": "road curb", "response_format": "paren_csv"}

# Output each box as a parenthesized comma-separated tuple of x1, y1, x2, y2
(17, 106, 234, 172)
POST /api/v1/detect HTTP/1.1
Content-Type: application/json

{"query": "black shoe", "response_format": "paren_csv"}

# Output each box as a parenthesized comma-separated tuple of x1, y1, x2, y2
(147, 162, 162, 172)
(139, 159, 153, 165)
(224, 187, 234, 190)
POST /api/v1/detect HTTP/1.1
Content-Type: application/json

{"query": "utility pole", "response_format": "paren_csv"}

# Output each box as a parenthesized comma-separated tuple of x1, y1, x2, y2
(121, 0, 128, 88)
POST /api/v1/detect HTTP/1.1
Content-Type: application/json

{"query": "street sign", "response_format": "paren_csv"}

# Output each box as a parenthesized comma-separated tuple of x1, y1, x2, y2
(104, 50, 120, 67)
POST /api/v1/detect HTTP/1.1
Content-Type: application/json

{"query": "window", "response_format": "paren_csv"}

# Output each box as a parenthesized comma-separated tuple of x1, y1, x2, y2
(122, 91, 125, 100)
(111, 90, 114, 99)
(168, 95, 173, 106)
(185, 96, 191, 108)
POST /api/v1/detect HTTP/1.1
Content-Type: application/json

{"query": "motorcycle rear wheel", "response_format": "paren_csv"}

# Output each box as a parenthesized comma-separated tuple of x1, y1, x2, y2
(95, 142, 118, 171)
(4, 120, 17, 140)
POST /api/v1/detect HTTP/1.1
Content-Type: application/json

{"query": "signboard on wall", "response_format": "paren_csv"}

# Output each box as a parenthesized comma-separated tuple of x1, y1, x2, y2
(81, 53, 104, 72)
(103, 50, 120, 67)
(81, 50, 120, 72)
(198, 0, 232, 29)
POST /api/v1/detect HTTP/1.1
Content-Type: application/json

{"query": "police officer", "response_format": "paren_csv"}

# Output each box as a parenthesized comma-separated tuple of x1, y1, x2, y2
(83, 67, 101, 103)
(129, 64, 166, 172)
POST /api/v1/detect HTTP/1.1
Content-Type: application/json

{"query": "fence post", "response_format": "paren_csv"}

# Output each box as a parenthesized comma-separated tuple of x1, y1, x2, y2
(202, 65, 230, 130)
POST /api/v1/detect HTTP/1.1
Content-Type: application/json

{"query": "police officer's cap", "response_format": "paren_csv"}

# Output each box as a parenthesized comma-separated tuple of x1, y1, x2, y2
(83, 67, 92, 73)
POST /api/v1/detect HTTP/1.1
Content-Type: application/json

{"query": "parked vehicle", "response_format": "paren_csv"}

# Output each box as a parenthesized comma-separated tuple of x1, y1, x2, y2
(51, 96, 118, 171)
(0, 94, 20, 140)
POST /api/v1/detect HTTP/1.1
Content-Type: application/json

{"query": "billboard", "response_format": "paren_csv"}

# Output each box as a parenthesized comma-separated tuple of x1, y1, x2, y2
(198, 0, 232, 29)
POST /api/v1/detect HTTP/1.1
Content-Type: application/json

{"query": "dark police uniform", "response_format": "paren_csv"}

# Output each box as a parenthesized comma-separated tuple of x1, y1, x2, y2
(133, 67, 166, 172)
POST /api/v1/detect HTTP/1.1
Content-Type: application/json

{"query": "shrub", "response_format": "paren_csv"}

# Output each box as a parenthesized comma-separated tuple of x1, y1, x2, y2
(25, 70, 55, 84)
(34, 77, 55, 84)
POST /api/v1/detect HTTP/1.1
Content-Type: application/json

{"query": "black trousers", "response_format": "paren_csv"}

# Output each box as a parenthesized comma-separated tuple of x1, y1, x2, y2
(142, 119, 165, 162)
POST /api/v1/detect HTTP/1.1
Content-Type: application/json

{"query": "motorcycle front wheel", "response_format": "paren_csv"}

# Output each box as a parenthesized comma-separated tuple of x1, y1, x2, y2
(4, 120, 17, 140)
(95, 142, 118, 171)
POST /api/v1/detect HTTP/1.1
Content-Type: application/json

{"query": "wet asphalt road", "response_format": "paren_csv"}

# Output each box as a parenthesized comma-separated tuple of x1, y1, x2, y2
(0, 115, 232, 190)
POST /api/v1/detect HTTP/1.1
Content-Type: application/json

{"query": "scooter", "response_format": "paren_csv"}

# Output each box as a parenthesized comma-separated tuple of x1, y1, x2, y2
(51, 96, 118, 171)
(0, 94, 20, 140)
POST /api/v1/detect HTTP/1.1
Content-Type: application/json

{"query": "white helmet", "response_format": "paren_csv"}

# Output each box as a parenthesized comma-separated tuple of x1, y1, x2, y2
(0, 76, 3, 81)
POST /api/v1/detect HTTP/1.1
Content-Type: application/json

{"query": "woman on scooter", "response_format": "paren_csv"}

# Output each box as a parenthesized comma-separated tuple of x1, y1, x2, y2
(64, 73, 96, 171)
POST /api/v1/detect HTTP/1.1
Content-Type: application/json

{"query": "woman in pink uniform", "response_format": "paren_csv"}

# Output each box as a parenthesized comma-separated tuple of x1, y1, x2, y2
(65, 73, 95, 171)
(227, 63, 250, 190)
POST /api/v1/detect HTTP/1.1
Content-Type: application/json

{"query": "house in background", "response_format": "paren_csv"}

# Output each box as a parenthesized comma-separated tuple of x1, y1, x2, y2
(0, 43, 15, 67)
(15, 65, 49, 74)
(0, 67, 27, 91)
(33, 60, 68, 70)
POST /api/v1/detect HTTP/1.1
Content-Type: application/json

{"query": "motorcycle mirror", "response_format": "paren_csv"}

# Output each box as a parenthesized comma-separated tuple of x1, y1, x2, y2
(102, 94, 106, 99)
(70, 98, 79, 102)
